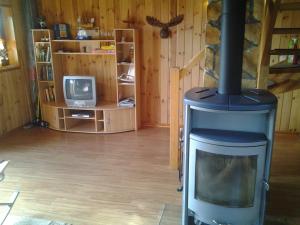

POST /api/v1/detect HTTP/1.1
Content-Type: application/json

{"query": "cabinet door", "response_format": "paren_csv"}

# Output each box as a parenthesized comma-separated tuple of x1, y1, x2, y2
(104, 108, 135, 133)
(41, 104, 59, 129)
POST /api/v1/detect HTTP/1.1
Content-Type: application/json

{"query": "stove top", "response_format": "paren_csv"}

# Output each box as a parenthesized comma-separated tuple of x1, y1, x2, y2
(184, 87, 277, 111)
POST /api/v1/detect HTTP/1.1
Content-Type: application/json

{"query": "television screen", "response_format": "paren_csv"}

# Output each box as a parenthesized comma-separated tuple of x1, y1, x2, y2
(63, 76, 96, 107)
(65, 79, 93, 100)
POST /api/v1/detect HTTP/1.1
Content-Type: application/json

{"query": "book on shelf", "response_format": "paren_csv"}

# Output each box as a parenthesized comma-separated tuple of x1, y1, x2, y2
(44, 88, 50, 102)
(44, 86, 55, 102)
(46, 45, 51, 62)
(47, 65, 53, 80)
(35, 44, 51, 62)
(118, 97, 135, 107)
(49, 86, 55, 101)
(39, 65, 53, 81)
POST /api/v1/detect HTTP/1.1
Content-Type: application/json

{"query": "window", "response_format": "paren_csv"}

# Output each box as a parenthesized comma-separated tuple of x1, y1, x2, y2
(0, 6, 19, 69)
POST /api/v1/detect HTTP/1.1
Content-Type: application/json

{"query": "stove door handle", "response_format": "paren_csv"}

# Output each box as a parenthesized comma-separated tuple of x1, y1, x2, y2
(212, 220, 231, 225)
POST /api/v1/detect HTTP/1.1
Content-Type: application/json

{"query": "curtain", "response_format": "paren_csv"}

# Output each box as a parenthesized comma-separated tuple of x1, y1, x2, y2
(22, 0, 39, 119)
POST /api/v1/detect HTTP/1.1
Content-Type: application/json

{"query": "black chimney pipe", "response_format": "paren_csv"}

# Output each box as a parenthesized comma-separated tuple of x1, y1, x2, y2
(218, 0, 246, 95)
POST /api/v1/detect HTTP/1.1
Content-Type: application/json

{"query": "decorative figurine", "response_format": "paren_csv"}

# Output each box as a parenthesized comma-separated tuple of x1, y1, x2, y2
(146, 14, 184, 38)
(37, 16, 47, 29)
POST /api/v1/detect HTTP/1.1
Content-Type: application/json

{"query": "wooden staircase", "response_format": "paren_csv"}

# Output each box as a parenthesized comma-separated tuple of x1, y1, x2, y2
(258, 0, 300, 92)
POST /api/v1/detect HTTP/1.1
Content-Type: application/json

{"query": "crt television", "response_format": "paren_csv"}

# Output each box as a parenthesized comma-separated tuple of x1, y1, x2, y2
(63, 76, 96, 107)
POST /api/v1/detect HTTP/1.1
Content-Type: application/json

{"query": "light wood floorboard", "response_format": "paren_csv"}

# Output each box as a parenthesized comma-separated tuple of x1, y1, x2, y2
(0, 127, 181, 225)
(0, 128, 299, 224)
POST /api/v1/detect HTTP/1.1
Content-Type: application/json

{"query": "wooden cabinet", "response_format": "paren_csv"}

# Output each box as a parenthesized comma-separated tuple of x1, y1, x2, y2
(41, 104, 60, 129)
(42, 104, 135, 133)
(104, 108, 135, 133)
(32, 28, 140, 134)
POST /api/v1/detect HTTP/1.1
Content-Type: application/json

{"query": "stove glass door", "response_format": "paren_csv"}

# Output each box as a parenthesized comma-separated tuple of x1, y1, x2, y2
(195, 150, 257, 208)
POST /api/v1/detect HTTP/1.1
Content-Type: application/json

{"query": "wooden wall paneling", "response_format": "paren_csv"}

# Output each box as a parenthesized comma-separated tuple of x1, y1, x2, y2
(176, 0, 185, 125)
(119, 0, 131, 28)
(289, 89, 300, 132)
(37, 0, 208, 127)
(60, 54, 116, 103)
(134, 1, 144, 129)
(279, 91, 293, 131)
(151, 0, 162, 126)
(60, 0, 75, 30)
(142, 0, 155, 126)
(106, 0, 115, 33)
(160, 0, 170, 126)
(99, 0, 107, 31)
(140, 0, 151, 125)
(167, 0, 178, 125)
(0, 0, 32, 135)
(275, 93, 283, 131)
(183, 0, 193, 93)
(134, 30, 141, 129)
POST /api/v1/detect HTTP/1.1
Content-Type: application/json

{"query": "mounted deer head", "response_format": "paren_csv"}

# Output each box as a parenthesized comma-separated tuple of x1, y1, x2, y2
(146, 14, 184, 38)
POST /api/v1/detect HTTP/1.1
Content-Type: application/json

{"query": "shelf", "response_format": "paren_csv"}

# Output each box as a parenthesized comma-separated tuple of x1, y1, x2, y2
(118, 82, 135, 86)
(273, 28, 300, 34)
(269, 49, 300, 55)
(35, 41, 50, 44)
(52, 39, 115, 43)
(117, 42, 134, 44)
(36, 61, 52, 64)
(117, 62, 134, 66)
(32, 29, 51, 31)
(279, 3, 300, 11)
(269, 62, 300, 74)
(65, 116, 95, 120)
(34, 29, 138, 134)
(67, 121, 96, 133)
(53, 52, 115, 56)
(39, 80, 54, 83)
(97, 121, 104, 132)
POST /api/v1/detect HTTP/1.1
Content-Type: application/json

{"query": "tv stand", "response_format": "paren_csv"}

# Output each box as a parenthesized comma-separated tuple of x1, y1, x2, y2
(32, 29, 140, 134)
(42, 102, 135, 133)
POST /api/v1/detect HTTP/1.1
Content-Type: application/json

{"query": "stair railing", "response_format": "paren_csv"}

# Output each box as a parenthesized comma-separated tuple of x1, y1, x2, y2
(169, 49, 205, 169)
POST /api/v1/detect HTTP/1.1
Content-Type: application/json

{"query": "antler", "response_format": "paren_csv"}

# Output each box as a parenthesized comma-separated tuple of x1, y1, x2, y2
(146, 16, 165, 28)
(167, 14, 184, 27)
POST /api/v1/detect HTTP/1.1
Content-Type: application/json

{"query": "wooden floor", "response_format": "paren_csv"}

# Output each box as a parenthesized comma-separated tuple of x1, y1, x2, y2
(0, 127, 181, 225)
(0, 128, 299, 225)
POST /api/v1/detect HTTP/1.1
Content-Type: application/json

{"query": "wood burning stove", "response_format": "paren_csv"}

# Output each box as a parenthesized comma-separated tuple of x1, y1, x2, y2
(181, 1, 277, 225)
(182, 89, 277, 225)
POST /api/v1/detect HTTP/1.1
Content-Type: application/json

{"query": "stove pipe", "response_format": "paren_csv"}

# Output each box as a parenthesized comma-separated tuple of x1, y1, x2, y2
(218, 0, 246, 95)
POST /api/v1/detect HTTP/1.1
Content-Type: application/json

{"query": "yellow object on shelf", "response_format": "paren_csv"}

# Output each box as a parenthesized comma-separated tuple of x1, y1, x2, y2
(101, 45, 115, 50)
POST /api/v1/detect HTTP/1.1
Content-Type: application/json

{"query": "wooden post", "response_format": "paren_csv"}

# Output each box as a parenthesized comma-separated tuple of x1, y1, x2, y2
(170, 67, 180, 169)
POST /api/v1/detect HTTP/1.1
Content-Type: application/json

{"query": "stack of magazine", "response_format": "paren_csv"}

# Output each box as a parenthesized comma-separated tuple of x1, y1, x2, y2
(118, 97, 135, 107)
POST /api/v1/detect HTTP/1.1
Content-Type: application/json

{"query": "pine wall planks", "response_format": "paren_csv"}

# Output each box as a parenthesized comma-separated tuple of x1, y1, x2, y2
(36, 0, 207, 127)
(0, 0, 32, 136)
